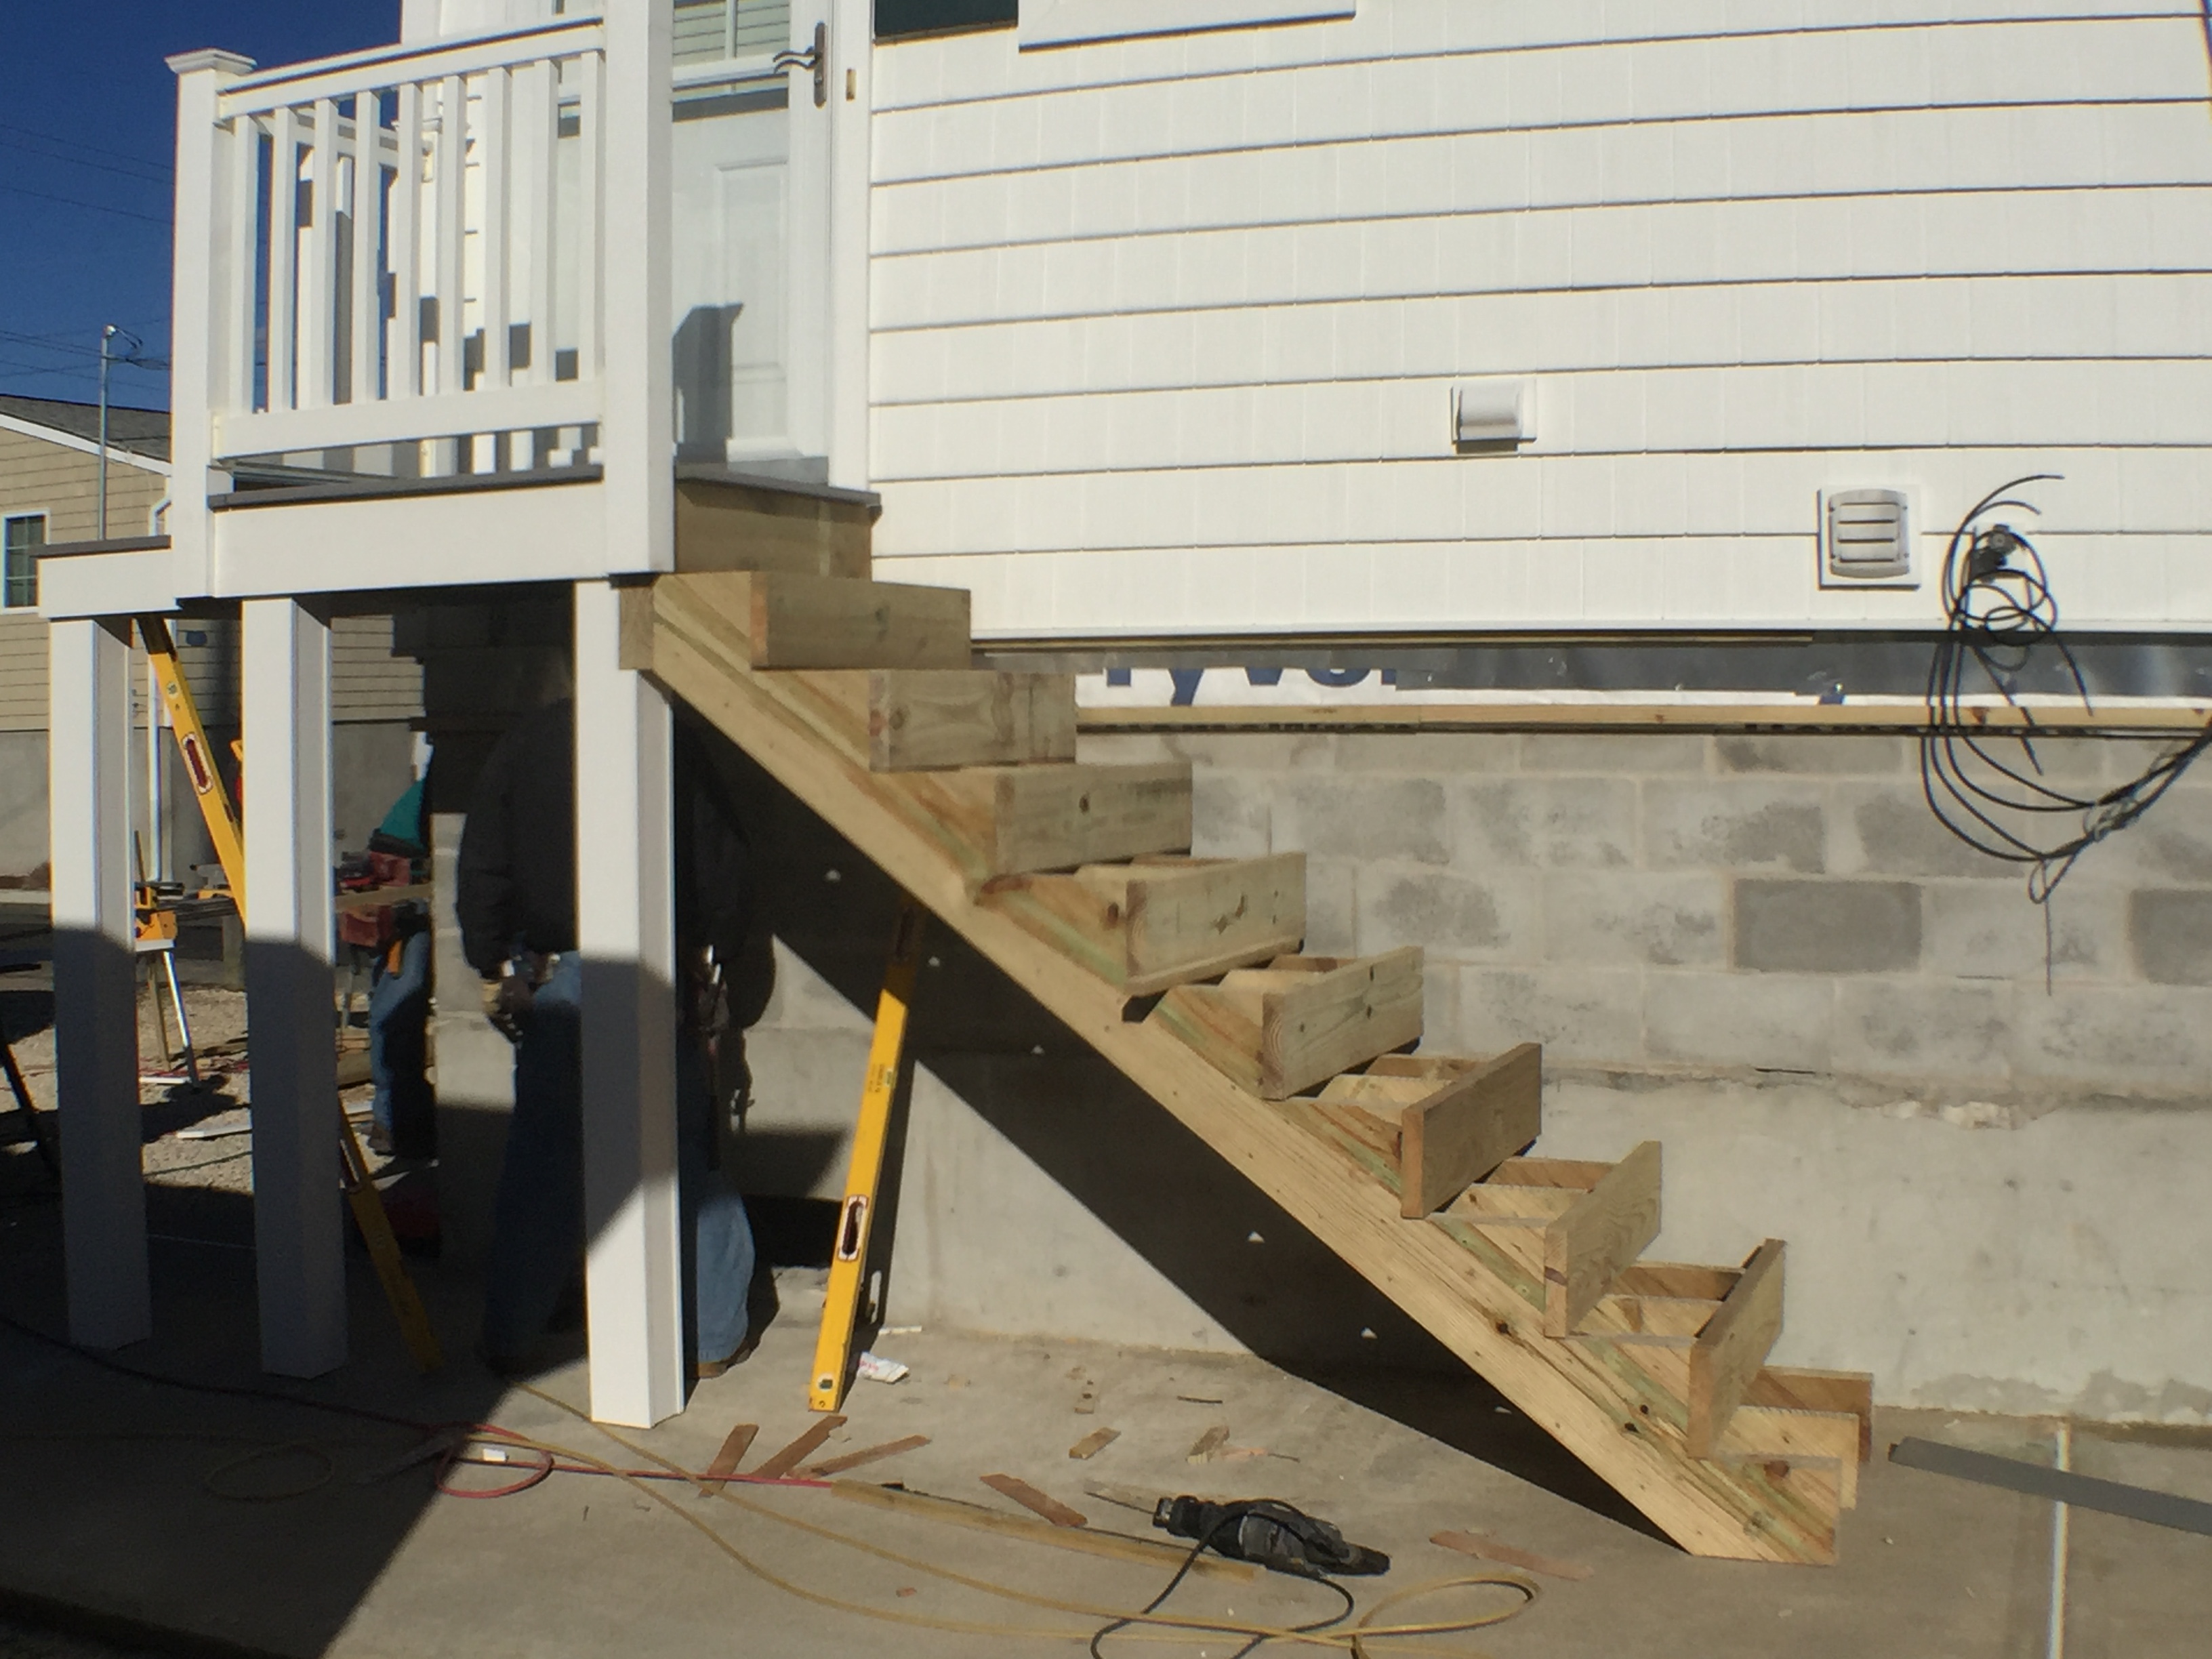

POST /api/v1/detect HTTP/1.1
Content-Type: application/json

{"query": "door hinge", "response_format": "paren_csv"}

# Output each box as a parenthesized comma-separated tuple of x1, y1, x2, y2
(773, 22, 828, 108)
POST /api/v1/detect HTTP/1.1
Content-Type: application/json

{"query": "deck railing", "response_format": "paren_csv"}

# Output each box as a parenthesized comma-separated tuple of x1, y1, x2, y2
(192, 20, 609, 471)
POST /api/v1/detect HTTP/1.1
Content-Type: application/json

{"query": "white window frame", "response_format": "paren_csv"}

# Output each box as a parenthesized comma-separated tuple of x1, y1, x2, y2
(2, 510, 49, 611)
(1019, 0, 1353, 50)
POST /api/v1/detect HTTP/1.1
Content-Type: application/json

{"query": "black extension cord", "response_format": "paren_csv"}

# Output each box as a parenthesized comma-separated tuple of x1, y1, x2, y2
(1920, 476, 2212, 913)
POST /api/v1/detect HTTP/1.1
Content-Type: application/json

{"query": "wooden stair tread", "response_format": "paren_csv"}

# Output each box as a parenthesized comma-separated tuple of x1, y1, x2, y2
(672, 474, 874, 581)
(638, 570, 1853, 1565)
(766, 668, 1076, 771)
(630, 569, 970, 671)
(1154, 949, 1425, 1100)
(983, 853, 1306, 996)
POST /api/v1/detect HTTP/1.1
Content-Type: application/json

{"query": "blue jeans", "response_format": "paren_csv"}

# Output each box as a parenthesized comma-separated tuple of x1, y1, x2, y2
(367, 930, 434, 1155)
(482, 954, 755, 1366)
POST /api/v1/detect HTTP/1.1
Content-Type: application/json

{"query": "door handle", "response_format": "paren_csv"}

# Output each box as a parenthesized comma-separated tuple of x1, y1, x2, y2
(772, 22, 828, 108)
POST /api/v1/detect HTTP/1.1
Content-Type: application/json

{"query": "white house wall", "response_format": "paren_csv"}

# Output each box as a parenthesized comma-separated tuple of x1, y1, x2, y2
(865, 2, 2212, 637)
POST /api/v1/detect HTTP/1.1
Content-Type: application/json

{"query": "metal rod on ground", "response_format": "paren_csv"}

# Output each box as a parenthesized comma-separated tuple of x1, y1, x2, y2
(808, 895, 926, 1413)
(2048, 1420, 2070, 1659)
(160, 948, 201, 1086)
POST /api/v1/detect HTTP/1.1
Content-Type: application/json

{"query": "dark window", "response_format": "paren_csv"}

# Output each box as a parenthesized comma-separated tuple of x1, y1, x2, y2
(876, 0, 1017, 41)
(2, 514, 43, 609)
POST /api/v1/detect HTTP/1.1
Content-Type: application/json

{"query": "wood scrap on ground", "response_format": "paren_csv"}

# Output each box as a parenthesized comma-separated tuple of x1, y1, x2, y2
(1186, 1425, 1231, 1462)
(695, 1422, 758, 1496)
(981, 1473, 1087, 1528)
(1067, 1427, 1120, 1460)
(800, 1435, 931, 1477)
(750, 1416, 845, 1480)
(1431, 1529, 1593, 1582)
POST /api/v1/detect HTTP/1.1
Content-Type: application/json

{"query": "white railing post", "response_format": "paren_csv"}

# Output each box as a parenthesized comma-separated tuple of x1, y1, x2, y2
(827, 0, 871, 490)
(167, 49, 255, 598)
(600, 1, 672, 572)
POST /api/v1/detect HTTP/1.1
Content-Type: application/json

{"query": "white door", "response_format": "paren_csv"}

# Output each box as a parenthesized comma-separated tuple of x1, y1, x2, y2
(668, 0, 832, 474)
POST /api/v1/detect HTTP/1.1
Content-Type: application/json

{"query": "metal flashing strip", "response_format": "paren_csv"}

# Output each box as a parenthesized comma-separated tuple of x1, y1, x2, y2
(1889, 1437, 2212, 1538)
(209, 466, 603, 512)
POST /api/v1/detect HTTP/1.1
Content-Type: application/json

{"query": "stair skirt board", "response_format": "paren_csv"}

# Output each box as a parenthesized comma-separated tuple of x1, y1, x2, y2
(630, 571, 1870, 1565)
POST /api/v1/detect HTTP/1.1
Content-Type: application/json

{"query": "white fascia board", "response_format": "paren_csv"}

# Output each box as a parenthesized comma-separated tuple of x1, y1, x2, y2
(1020, 0, 1354, 50)
(207, 477, 610, 598)
(38, 547, 180, 620)
(0, 412, 171, 476)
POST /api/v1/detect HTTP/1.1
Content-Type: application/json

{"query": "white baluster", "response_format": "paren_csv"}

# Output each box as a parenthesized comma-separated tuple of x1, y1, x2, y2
(524, 57, 557, 390)
(576, 49, 602, 388)
(268, 106, 300, 413)
(434, 74, 466, 398)
(480, 65, 512, 392)
(391, 83, 423, 401)
(349, 89, 382, 406)
(302, 96, 339, 410)
(227, 115, 260, 414)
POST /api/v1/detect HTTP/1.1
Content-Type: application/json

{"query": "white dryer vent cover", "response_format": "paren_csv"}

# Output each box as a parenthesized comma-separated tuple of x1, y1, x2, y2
(1824, 489, 1912, 582)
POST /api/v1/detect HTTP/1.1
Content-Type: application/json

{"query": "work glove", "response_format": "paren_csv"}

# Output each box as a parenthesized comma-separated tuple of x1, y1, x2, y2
(483, 972, 534, 1044)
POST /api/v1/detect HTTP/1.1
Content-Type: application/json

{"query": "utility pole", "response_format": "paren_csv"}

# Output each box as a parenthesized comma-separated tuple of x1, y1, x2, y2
(97, 325, 116, 539)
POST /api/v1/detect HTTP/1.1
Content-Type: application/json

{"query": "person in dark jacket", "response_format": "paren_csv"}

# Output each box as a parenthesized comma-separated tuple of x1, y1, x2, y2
(458, 698, 757, 1376)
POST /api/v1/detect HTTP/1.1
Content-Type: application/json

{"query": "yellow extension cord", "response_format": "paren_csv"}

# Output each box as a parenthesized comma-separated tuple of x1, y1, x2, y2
(505, 1381, 1541, 1658)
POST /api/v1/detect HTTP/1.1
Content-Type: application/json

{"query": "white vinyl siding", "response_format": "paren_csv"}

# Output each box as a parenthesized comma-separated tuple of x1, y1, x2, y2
(865, 3, 2212, 637)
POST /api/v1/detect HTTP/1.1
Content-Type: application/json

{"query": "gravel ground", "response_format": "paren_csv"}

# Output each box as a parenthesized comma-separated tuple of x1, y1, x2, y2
(4, 981, 388, 1199)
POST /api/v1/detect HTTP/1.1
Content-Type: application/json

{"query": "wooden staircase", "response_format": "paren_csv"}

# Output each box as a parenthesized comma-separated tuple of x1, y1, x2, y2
(618, 538, 1873, 1565)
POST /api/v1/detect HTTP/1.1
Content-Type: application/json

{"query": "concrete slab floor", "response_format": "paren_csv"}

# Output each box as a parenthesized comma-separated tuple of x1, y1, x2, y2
(2, 1232, 2209, 1659)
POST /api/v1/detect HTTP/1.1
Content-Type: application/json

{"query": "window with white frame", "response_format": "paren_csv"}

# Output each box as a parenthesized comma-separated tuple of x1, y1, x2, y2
(1017, 0, 1353, 49)
(2, 514, 43, 610)
(674, 0, 792, 64)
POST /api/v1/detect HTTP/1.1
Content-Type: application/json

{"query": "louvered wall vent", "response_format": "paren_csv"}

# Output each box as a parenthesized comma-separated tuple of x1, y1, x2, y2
(1823, 489, 1912, 583)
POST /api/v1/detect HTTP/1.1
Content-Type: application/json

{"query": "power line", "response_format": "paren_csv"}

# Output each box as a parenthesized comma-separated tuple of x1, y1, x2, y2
(0, 120, 172, 178)
(0, 182, 170, 227)
(0, 135, 173, 188)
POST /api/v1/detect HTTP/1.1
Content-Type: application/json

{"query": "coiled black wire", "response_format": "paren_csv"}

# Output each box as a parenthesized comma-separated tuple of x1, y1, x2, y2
(1921, 475, 2212, 911)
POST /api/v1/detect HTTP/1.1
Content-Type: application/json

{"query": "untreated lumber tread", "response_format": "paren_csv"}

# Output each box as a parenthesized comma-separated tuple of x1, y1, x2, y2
(673, 475, 873, 579)
(631, 569, 969, 671)
(1154, 949, 1425, 1099)
(1400, 1043, 1543, 1219)
(1544, 1141, 1662, 1338)
(1689, 1240, 1787, 1458)
(765, 667, 1077, 771)
(983, 853, 1307, 995)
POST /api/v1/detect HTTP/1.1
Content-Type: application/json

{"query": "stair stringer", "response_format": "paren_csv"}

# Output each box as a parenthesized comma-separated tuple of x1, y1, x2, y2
(647, 621, 1838, 1564)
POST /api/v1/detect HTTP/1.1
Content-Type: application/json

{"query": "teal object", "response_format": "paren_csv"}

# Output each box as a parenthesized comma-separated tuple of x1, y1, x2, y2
(375, 777, 426, 850)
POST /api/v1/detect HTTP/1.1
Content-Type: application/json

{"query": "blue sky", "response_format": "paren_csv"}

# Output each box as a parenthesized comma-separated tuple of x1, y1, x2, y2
(0, 3, 401, 411)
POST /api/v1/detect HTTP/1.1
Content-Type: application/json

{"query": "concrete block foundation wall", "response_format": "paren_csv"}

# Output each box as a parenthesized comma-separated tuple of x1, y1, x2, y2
(1096, 729, 2212, 1107)
(731, 727, 2212, 1424)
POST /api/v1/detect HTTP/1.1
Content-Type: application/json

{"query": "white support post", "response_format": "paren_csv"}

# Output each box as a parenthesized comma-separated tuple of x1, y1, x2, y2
(574, 580, 684, 1427)
(600, 1, 672, 573)
(166, 49, 255, 601)
(826, 0, 872, 490)
(241, 597, 346, 1379)
(49, 618, 149, 1349)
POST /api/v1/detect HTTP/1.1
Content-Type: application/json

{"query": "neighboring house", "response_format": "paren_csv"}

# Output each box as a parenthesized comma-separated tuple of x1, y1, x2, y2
(0, 396, 423, 882)
(33, 3, 2212, 1483)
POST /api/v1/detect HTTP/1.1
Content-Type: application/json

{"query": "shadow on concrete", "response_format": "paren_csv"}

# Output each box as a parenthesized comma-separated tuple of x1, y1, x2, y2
(715, 737, 1663, 1544)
